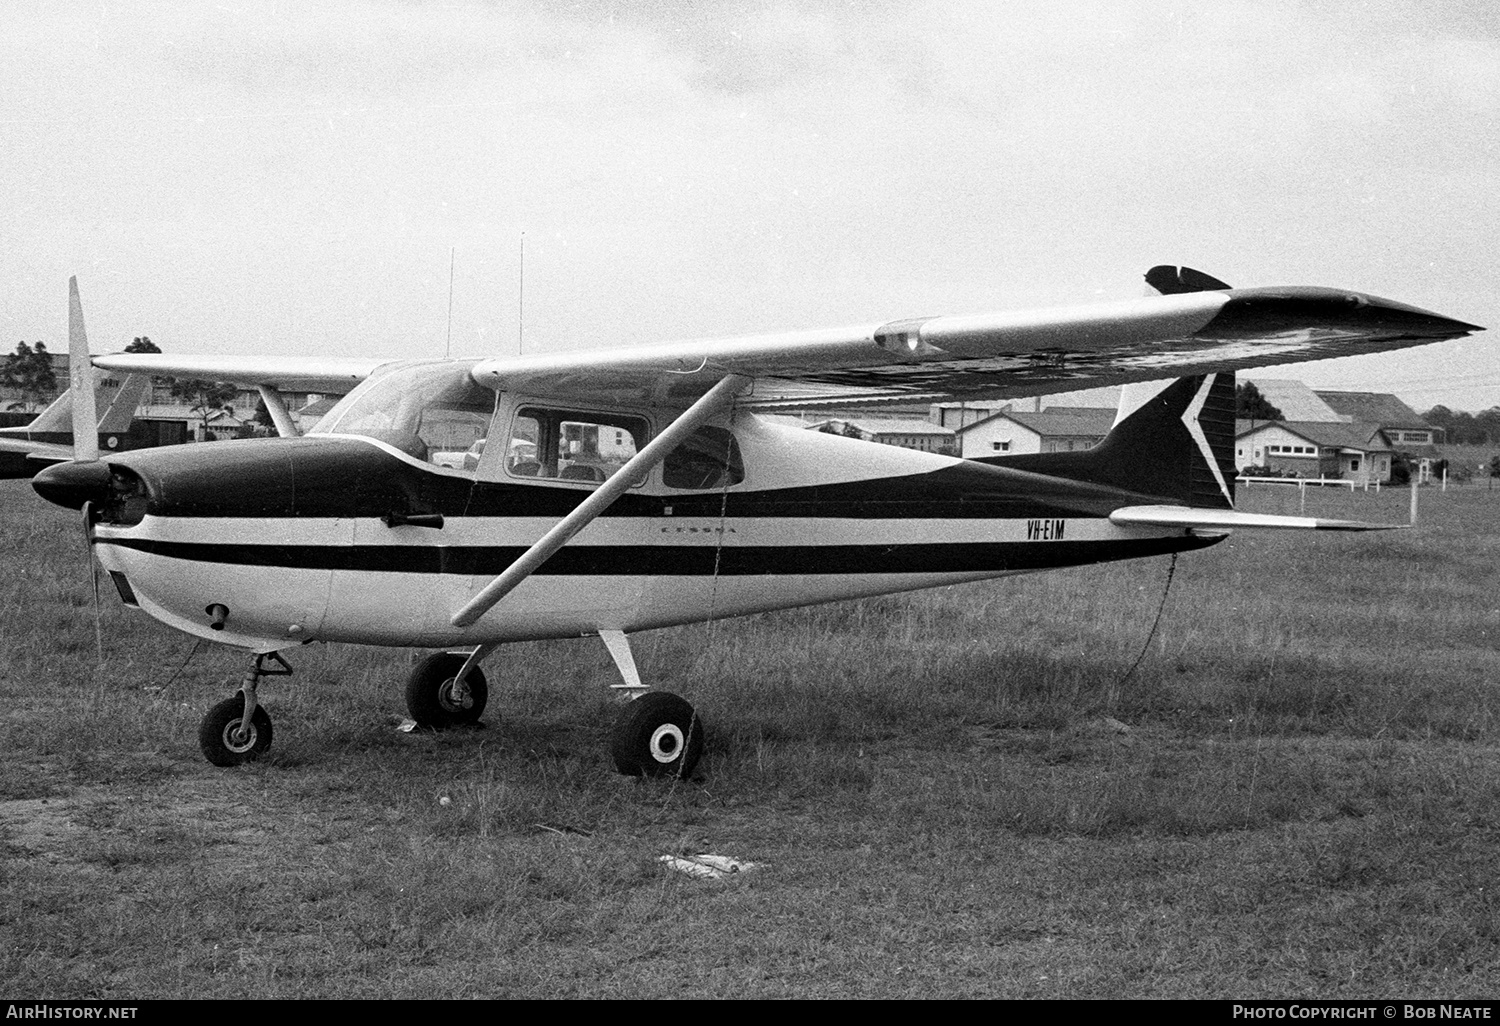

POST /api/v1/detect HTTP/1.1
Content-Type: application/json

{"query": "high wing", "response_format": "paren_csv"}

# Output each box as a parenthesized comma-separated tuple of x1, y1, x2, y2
(88, 354, 391, 395)
(467, 280, 1480, 408)
(86, 270, 1480, 411)
(86, 353, 395, 439)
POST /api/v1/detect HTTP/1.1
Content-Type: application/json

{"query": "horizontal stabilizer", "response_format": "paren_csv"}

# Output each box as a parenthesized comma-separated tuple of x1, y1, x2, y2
(1109, 504, 1405, 532)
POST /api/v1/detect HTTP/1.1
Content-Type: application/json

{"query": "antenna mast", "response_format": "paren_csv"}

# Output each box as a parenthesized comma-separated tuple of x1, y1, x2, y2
(518, 231, 525, 355)
(445, 247, 455, 359)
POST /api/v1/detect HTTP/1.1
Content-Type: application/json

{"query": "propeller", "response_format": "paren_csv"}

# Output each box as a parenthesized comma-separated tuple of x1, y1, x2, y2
(32, 279, 113, 509)
(82, 499, 104, 664)
(68, 276, 98, 462)
(41, 278, 109, 663)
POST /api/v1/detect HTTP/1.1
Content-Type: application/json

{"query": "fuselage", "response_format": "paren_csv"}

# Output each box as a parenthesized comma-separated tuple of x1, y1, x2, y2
(68, 410, 1217, 653)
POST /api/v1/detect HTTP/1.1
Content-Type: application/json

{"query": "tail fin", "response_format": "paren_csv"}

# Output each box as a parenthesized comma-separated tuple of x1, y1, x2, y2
(975, 373, 1238, 509)
(96, 373, 149, 434)
(6, 372, 148, 439)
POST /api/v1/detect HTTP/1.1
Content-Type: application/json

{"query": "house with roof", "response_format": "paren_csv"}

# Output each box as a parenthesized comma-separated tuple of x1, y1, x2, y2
(1314, 391, 1441, 445)
(1235, 381, 1444, 484)
(1235, 419, 1395, 485)
(955, 407, 1115, 459)
(1315, 390, 1442, 481)
(931, 386, 1119, 431)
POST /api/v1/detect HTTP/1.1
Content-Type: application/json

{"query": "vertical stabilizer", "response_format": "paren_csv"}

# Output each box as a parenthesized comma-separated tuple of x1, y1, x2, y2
(973, 373, 1238, 509)
(97, 373, 149, 434)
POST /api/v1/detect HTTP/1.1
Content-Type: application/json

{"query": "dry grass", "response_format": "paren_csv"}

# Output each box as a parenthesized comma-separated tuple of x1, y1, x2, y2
(2, 479, 1498, 997)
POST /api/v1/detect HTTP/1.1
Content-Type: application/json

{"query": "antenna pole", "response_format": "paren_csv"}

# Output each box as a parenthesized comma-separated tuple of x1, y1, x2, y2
(445, 247, 455, 359)
(518, 232, 525, 355)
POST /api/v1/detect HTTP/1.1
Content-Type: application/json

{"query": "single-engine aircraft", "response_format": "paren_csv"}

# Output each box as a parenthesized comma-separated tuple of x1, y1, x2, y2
(31, 267, 1483, 776)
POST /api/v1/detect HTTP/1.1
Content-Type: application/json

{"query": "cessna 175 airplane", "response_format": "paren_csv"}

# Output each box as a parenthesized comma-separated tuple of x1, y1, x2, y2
(30, 267, 1482, 776)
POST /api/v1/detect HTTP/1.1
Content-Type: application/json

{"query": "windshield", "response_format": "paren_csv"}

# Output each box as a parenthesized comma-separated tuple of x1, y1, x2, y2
(309, 361, 496, 465)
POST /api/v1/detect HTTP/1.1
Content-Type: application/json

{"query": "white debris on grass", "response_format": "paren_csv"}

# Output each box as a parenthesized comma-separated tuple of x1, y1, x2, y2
(658, 854, 762, 880)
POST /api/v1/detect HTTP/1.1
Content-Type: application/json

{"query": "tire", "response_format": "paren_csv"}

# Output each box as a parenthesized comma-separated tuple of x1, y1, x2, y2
(405, 652, 489, 728)
(199, 695, 273, 767)
(611, 691, 705, 779)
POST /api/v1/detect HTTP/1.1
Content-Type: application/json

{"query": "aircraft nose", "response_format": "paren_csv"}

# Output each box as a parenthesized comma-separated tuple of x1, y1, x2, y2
(33, 460, 113, 510)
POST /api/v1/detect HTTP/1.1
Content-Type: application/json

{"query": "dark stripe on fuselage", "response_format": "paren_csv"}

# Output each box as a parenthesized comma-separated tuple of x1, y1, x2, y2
(99, 534, 1218, 575)
(99, 435, 1169, 524)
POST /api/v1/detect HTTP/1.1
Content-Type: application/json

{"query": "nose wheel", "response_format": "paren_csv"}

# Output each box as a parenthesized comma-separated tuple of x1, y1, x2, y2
(198, 651, 291, 767)
(199, 695, 273, 766)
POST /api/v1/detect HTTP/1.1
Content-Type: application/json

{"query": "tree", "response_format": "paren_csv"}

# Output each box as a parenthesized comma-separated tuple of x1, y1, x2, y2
(0, 342, 59, 413)
(125, 336, 161, 354)
(169, 379, 238, 440)
(252, 396, 277, 431)
(1235, 381, 1284, 422)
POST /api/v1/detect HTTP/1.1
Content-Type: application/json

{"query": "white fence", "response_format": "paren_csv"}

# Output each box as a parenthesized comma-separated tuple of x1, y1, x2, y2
(1236, 476, 1361, 491)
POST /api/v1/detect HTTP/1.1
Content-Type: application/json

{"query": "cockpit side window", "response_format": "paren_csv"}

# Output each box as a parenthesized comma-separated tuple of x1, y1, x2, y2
(663, 425, 744, 490)
(508, 407, 648, 485)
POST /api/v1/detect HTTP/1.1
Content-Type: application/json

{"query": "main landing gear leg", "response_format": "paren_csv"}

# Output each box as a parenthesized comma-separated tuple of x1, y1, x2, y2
(599, 630, 705, 779)
(198, 651, 292, 767)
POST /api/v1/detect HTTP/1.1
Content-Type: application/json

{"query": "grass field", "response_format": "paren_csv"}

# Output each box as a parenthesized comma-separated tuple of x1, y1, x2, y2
(2, 477, 1498, 998)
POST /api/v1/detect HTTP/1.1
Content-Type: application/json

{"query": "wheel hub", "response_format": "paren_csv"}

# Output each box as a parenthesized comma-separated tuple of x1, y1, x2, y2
(648, 724, 684, 763)
(438, 677, 472, 712)
(223, 720, 257, 753)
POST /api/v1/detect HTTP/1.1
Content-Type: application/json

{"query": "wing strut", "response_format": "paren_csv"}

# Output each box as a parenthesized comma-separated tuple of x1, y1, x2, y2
(256, 385, 301, 438)
(450, 373, 752, 629)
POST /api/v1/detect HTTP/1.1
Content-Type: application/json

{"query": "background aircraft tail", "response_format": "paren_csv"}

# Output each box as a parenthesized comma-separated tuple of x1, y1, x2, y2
(973, 372, 1238, 510)
(0, 371, 148, 441)
(0, 371, 152, 479)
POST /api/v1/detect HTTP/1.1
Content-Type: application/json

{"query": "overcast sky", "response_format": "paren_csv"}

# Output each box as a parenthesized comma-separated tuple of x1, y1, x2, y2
(3, 1, 1496, 410)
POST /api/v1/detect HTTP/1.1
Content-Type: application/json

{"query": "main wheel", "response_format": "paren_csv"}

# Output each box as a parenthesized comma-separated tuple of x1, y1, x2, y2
(611, 691, 705, 778)
(199, 695, 273, 767)
(406, 653, 489, 728)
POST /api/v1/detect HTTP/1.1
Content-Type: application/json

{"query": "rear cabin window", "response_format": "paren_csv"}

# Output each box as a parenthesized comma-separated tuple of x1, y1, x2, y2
(663, 426, 744, 490)
(509, 408, 648, 485)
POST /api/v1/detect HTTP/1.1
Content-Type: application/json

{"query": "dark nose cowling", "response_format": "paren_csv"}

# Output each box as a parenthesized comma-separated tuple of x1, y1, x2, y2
(33, 460, 114, 510)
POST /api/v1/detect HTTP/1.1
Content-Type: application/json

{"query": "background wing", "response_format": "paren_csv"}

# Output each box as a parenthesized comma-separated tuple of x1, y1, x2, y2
(89, 354, 392, 395)
(471, 284, 1480, 408)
